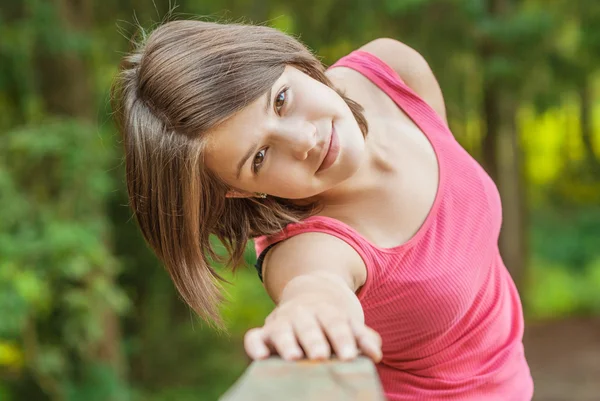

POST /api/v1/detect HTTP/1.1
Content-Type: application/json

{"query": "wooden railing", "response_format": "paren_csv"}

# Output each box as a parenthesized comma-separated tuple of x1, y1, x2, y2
(219, 356, 386, 401)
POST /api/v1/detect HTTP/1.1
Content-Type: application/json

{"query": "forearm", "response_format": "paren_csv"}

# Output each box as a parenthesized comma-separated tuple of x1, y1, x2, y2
(278, 271, 365, 324)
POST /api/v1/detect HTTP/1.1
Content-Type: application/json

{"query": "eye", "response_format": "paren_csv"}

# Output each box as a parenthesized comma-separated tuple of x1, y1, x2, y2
(274, 87, 289, 114)
(252, 148, 267, 174)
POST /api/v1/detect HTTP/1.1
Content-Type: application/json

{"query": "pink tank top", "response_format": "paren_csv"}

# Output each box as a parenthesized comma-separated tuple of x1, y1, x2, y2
(254, 50, 534, 400)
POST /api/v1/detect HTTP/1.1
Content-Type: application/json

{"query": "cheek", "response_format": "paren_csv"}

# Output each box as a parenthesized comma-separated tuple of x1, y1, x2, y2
(261, 161, 322, 198)
(322, 89, 347, 113)
(267, 164, 311, 190)
(300, 82, 341, 113)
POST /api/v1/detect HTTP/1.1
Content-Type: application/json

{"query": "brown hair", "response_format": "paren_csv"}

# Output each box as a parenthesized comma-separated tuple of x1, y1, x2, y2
(111, 19, 368, 327)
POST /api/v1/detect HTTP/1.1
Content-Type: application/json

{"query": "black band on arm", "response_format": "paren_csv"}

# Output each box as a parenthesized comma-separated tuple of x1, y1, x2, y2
(254, 243, 278, 282)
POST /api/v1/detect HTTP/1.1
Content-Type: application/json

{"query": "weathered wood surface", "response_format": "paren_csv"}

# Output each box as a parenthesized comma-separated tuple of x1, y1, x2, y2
(219, 356, 386, 401)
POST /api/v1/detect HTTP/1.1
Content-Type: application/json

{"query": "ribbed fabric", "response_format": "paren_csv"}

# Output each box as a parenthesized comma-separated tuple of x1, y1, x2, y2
(254, 51, 533, 400)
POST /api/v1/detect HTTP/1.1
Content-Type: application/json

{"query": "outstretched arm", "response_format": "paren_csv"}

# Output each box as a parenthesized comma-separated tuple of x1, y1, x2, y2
(244, 233, 382, 362)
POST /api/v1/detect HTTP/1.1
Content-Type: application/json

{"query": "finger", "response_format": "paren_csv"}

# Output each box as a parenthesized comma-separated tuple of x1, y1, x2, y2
(292, 310, 331, 360)
(266, 323, 304, 361)
(244, 327, 270, 360)
(351, 320, 383, 363)
(317, 311, 357, 361)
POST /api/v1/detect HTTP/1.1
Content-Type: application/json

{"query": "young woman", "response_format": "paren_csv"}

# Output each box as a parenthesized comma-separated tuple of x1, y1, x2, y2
(112, 19, 533, 400)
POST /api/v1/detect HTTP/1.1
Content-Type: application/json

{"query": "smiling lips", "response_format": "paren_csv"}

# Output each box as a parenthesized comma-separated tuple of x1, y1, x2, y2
(316, 122, 340, 173)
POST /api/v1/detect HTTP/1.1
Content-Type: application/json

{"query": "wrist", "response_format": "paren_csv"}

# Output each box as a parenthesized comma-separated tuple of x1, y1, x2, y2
(278, 273, 364, 323)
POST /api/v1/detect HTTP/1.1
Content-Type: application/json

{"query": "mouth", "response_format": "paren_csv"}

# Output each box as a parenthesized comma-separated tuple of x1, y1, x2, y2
(316, 121, 340, 173)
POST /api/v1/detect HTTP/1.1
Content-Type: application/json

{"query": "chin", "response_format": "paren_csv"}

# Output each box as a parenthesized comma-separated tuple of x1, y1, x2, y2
(338, 142, 365, 176)
(318, 160, 360, 193)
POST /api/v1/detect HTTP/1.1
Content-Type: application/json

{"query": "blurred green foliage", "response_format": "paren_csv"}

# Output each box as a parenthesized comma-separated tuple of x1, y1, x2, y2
(0, 0, 599, 400)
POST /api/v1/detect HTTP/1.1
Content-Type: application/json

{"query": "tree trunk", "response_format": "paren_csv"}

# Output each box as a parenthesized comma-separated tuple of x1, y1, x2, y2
(481, 73, 500, 181)
(480, 0, 527, 290)
(0, 1, 28, 126)
(579, 76, 599, 172)
(496, 94, 527, 289)
(34, 0, 94, 118)
(34, 0, 125, 384)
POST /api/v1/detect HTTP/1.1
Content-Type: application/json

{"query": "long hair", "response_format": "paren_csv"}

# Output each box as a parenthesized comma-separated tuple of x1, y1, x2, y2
(111, 19, 368, 327)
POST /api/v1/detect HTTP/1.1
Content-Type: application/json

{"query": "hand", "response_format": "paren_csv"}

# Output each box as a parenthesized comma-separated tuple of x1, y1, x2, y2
(244, 299, 382, 363)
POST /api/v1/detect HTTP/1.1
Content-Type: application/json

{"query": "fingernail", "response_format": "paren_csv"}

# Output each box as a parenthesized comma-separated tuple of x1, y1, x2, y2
(312, 345, 328, 359)
(341, 346, 357, 360)
(285, 349, 302, 360)
(254, 349, 268, 359)
(365, 340, 379, 354)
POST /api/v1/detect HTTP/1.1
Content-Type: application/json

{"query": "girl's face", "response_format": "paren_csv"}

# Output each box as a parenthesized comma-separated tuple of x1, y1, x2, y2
(205, 66, 366, 200)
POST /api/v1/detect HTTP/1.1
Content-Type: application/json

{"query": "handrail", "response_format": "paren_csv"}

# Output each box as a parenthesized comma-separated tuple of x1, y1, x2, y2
(219, 356, 386, 401)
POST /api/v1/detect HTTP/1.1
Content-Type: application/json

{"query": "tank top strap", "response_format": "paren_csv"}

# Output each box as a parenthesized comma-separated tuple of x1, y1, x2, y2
(329, 50, 451, 138)
(253, 216, 378, 298)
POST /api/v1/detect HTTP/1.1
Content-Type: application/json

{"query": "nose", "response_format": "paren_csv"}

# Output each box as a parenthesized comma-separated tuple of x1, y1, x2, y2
(272, 119, 317, 161)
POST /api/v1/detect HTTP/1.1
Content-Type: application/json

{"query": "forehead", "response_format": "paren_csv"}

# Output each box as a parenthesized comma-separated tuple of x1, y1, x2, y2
(204, 91, 265, 182)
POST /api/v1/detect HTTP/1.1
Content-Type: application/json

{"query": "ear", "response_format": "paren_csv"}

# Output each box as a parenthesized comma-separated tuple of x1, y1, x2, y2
(225, 189, 254, 199)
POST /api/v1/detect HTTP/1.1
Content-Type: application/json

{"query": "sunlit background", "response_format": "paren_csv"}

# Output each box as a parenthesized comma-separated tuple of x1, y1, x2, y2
(1, 0, 599, 400)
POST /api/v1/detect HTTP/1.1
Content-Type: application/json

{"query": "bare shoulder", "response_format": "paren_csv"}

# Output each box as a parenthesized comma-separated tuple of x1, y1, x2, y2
(359, 38, 448, 123)
(261, 232, 367, 304)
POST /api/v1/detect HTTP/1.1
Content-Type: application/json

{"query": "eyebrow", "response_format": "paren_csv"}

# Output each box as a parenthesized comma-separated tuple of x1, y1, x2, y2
(264, 87, 272, 114)
(236, 139, 259, 179)
(236, 89, 272, 179)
